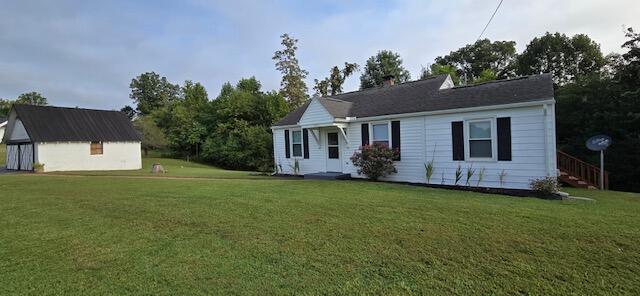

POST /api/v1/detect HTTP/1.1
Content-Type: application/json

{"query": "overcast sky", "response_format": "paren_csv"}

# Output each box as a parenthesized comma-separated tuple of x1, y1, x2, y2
(1, 0, 638, 110)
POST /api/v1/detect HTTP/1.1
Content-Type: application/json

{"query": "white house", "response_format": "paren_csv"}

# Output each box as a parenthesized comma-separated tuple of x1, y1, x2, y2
(0, 117, 6, 142)
(271, 74, 557, 190)
(2, 104, 142, 172)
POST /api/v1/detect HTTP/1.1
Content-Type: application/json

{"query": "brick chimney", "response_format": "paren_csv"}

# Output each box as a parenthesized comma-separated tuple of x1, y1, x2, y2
(382, 75, 395, 87)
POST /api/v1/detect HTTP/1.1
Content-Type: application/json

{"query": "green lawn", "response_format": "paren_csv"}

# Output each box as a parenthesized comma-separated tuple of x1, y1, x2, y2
(49, 157, 258, 179)
(0, 166, 639, 294)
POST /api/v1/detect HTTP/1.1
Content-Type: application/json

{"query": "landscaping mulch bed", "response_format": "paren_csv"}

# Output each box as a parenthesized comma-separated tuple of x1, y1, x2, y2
(272, 173, 562, 200)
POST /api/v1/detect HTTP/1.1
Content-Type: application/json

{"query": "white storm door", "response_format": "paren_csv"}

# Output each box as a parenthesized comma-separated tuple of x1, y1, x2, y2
(325, 131, 342, 172)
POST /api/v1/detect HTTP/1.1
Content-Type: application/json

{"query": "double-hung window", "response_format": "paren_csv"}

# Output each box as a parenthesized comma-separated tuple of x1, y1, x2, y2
(371, 123, 389, 146)
(468, 120, 493, 159)
(291, 130, 303, 157)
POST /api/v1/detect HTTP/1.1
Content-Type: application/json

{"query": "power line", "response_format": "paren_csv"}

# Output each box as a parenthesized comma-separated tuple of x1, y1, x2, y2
(477, 0, 504, 40)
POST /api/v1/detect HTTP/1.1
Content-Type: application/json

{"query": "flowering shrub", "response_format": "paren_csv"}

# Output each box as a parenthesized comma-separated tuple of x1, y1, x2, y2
(529, 177, 560, 195)
(350, 143, 398, 181)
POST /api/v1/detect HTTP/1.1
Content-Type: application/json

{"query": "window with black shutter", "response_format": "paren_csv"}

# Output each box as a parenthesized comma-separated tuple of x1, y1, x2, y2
(284, 130, 290, 158)
(451, 121, 464, 160)
(361, 123, 369, 146)
(497, 117, 512, 161)
(391, 120, 401, 161)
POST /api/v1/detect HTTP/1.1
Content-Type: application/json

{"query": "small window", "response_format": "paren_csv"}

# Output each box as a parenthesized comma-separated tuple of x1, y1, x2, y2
(371, 123, 389, 146)
(468, 120, 492, 158)
(291, 130, 302, 157)
(90, 141, 103, 155)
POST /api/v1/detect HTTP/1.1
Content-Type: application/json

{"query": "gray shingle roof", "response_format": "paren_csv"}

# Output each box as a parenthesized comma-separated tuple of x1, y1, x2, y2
(7, 104, 141, 142)
(273, 74, 554, 126)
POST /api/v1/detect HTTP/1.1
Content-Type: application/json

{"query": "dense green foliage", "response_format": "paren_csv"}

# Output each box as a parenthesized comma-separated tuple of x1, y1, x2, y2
(1, 171, 639, 294)
(129, 72, 181, 115)
(273, 34, 309, 109)
(133, 116, 168, 156)
(0, 91, 48, 117)
(516, 32, 605, 85)
(359, 50, 411, 89)
(555, 28, 640, 192)
(435, 39, 517, 82)
(202, 78, 288, 171)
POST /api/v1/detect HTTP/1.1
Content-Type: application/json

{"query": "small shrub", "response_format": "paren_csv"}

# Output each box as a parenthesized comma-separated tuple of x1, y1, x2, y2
(454, 164, 463, 185)
(476, 168, 486, 187)
(498, 170, 507, 187)
(529, 177, 560, 195)
(465, 165, 476, 186)
(424, 162, 435, 184)
(33, 162, 45, 173)
(289, 159, 300, 175)
(350, 143, 398, 181)
(425, 144, 436, 184)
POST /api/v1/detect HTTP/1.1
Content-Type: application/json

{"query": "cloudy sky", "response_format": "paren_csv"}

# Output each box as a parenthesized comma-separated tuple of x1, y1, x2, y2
(1, 0, 638, 109)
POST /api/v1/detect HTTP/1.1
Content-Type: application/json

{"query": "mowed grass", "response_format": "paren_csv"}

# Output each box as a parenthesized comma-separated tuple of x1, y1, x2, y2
(49, 157, 257, 179)
(0, 174, 639, 294)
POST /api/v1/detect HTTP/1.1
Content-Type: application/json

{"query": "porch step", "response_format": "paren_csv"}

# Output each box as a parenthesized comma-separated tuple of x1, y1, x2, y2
(304, 172, 351, 180)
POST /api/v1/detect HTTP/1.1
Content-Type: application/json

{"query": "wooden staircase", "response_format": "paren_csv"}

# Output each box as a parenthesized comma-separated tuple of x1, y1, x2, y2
(557, 151, 608, 190)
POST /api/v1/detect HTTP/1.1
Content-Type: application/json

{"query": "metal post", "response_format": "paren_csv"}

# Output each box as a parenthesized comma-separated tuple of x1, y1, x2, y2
(600, 150, 604, 190)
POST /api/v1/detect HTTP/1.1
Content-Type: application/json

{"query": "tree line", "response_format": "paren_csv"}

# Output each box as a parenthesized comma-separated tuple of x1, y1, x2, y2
(122, 28, 639, 191)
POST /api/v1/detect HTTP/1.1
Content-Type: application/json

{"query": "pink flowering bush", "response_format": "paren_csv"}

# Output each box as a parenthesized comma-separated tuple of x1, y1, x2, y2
(350, 143, 398, 181)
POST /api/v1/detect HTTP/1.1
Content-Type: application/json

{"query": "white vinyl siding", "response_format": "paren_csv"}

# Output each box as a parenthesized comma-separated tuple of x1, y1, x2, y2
(274, 104, 556, 190)
(36, 142, 142, 172)
(298, 99, 335, 126)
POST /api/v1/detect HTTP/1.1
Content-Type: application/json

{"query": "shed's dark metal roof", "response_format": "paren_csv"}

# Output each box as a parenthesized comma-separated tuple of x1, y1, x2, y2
(274, 74, 554, 126)
(10, 104, 141, 142)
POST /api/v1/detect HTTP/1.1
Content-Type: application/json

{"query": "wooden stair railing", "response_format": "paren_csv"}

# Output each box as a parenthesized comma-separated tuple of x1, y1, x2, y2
(557, 150, 608, 190)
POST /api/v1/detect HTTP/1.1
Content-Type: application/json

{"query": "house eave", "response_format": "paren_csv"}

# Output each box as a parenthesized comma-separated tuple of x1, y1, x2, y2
(344, 98, 555, 122)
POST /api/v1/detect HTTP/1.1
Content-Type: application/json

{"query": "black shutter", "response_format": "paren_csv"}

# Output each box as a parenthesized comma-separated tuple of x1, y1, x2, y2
(451, 121, 464, 161)
(361, 123, 369, 146)
(303, 129, 309, 159)
(497, 117, 512, 161)
(284, 129, 290, 158)
(391, 120, 401, 161)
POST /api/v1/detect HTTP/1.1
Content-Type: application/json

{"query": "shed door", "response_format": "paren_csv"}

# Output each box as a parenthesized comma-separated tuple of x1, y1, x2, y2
(6, 145, 19, 170)
(6, 143, 33, 171)
(19, 144, 34, 171)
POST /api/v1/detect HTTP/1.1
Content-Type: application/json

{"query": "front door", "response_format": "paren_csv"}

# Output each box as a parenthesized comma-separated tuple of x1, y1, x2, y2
(326, 131, 342, 172)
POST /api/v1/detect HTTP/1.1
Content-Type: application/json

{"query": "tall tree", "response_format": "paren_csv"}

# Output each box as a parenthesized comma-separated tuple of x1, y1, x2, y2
(154, 80, 210, 159)
(434, 39, 517, 83)
(202, 77, 288, 171)
(360, 50, 411, 89)
(129, 72, 180, 115)
(120, 105, 137, 120)
(516, 32, 605, 85)
(420, 64, 461, 85)
(313, 62, 359, 96)
(16, 92, 48, 105)
(133, 115, 168, 156)
(273, 34, 309, 109)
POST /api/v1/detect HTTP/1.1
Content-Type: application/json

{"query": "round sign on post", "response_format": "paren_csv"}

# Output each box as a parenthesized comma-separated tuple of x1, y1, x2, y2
(586, 135, 612, 151)
(585, 135, 612, 190)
